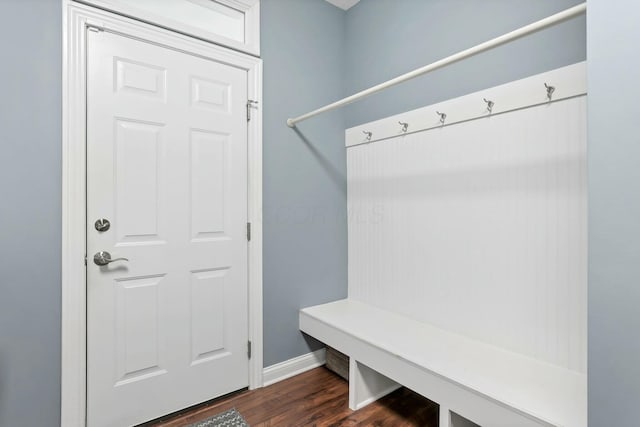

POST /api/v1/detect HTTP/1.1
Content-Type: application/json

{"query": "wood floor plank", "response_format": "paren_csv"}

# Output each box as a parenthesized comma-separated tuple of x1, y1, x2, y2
(147, 367, 438, 427)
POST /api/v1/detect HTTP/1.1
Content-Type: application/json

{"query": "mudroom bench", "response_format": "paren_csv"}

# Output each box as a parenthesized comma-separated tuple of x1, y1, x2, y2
(300, 299, 586, 427)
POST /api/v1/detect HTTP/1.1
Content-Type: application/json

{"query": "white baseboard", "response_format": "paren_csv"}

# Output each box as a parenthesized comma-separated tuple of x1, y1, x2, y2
(262, 348, 326, 387)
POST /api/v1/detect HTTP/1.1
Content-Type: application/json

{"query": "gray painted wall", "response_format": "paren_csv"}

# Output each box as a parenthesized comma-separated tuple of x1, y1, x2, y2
(344, 0, 586, 127)
(261, 0, 348, 366)
(0, 0, 62, 426)
(588, 1, 640, 426)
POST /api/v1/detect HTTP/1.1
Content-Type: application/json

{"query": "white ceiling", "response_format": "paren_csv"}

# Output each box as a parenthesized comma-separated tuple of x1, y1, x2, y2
(324, 0, 361, 11)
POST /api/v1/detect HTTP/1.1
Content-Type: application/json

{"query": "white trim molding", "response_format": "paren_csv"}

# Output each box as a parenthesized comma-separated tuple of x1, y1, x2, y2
(262, 349, 327, 387)
(75, 0, 260, 56)
(61, 2, 263, 426)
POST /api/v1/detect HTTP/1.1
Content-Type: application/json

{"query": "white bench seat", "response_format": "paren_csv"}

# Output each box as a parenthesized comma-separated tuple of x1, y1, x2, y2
(300, 299, 586, 427)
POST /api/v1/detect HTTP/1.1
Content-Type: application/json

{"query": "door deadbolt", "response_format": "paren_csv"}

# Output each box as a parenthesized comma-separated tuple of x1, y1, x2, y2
(95, 218, 111, 232)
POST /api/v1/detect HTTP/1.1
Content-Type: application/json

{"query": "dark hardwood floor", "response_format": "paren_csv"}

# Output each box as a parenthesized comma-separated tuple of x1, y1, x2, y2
(147, 367, 439, 426)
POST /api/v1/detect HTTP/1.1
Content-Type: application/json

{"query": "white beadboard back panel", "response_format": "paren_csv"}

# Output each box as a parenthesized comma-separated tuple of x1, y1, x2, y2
(347, 96, 587, 373)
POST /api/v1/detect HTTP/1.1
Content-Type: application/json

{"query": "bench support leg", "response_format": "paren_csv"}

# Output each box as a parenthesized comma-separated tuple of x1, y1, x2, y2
(348, 358, 400, 411)
(439, 404, 452, 427)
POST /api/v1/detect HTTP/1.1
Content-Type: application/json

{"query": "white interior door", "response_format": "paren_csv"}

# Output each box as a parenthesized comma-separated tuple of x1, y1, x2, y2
(86, 30, 249, 427)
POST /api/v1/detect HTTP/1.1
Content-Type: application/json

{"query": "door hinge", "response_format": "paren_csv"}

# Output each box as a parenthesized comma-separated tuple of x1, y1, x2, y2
(247, 340, 252, 359)
(84, 255, 87, 266)
(247, 100, 259, 121)
(247, 222, 251, 242)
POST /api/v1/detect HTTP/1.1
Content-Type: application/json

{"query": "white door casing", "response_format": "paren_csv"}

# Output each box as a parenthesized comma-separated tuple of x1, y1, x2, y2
(61, 3, 263, 427)
(86, 29, 248, 426)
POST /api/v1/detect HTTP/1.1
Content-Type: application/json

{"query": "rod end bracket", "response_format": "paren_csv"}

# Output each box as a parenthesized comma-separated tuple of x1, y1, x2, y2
(287, 118, 296, 128)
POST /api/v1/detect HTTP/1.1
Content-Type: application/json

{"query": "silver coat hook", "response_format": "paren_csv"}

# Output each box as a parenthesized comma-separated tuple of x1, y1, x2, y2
(398, 121, 409, 133)
(483, 98, 494, 113)
(362, 130, 372, 141)
(544, 83, 555, 100)
(436, 111, 446, 124)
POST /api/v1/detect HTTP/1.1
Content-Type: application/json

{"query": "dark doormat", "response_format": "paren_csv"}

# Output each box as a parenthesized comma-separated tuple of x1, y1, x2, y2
(187, 408, 249, 427)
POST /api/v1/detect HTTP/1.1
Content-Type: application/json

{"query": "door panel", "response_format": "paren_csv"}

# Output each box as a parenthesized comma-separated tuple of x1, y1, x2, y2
(87, 30, 248, 427)
(190, 130, 228, 239)
(190, 269, 228, 363)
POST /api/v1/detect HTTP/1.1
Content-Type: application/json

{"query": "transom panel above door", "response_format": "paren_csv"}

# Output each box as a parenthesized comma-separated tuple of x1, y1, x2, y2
(80, 0, 261, 55)
(86, 29, 249, 427)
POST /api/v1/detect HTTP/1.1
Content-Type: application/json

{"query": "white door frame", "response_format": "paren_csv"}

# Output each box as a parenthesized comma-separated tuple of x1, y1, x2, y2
(61, 2, 263, 426)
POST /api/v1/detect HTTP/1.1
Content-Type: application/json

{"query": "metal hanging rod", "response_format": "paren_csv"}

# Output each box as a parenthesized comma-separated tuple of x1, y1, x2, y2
(286, 3, 586, 128)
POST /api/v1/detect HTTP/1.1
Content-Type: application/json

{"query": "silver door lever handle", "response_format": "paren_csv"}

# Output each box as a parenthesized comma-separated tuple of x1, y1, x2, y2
(94, 251, 129, 266)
